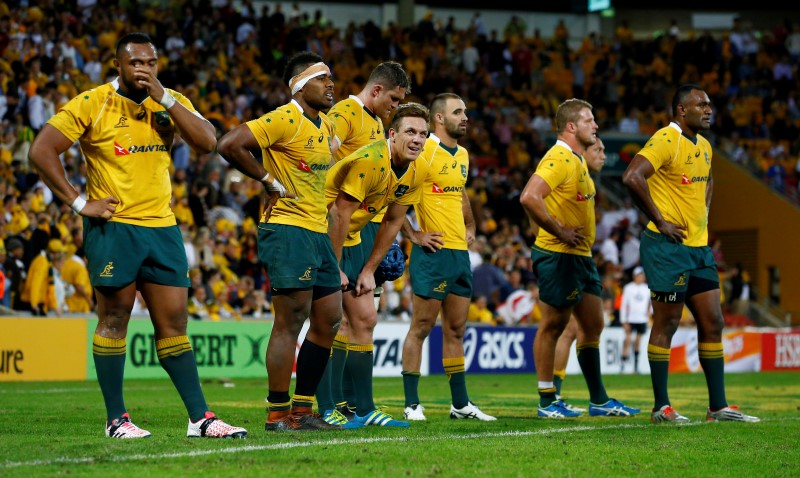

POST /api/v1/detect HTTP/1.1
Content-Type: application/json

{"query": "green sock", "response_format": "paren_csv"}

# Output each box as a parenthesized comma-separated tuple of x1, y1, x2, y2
(157, 336, 208, 422)
(267, 391, 291, 413)
(648, 343, 672, 409)
(330, 334, 348, 406)
(315, 359, 336, 414)
(553, 369, 566, 396)
(698, 342, 728, 410)
(444, 357, 469, 409)
(577, 342, 609, 404)
(92, 334, 127, 422)
(347, 344, 375, 416)
(538, 385, 558, 407)
(402, 371, 421, 407)
(315, 334, 346, 413)
(294, 340, 330, 398)
(343, 349, 357, 408)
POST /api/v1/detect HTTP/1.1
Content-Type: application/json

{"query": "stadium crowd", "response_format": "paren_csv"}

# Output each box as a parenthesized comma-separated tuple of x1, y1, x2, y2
(0, 1, 795, 323)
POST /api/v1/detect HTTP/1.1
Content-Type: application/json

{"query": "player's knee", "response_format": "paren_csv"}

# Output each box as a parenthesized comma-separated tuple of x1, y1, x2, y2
(411, 316, 436, 338)
(442, 321, 467, 341)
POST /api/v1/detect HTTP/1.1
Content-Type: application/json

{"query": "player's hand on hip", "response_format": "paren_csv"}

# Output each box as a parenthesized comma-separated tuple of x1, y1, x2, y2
(417, 231, 444, 252)
(354, 271, 376, 297)
(82, 196, 119, 220)
(262, 192, 280, 222)
(339, 269, 349, 291)
(558, 224, 585, 248)
(465, 230, 476, 247)
(656, 221, 687, 243)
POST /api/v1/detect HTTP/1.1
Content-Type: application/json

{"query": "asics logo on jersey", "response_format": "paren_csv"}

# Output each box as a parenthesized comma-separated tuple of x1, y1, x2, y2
(674, 274, 686, 286)
(100, 262, 114, 277)
(695, 150, 701, 157)
(566, 289, 579, 300)
(318, 133, 325, 143)
(433, 281, 447, 293)
(299, 268, 313, 281)
(114, 116, 129, 128)
(451, 160, 457, 168)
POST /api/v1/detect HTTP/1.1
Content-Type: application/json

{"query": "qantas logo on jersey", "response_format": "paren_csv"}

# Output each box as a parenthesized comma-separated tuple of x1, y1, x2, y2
(576, 192, 595, 201)
(432, 183, 463, 194)
(114, 142, 130, 155)
(444, 186, 463, 192)
(297, 159, 329, 172)
(114, 142, 168, 155)
(360, 202, 377, 214)
(681, 174, 709, 185)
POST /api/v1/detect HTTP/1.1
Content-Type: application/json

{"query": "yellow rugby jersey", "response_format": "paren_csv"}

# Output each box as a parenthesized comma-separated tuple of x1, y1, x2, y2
(533, 140, 596, 256)
(247, 100, 334, 233)
(325, 139, 425, 246)
(48, 79, 195, 227)
(329, 96, 384, 162)
(414, 134, 470, 251)
(637, 123, 712, 247)
(328, 96, 387, 224)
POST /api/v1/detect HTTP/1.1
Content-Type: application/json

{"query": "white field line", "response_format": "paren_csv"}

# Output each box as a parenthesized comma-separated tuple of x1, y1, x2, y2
(0, 420, 762, 470)
(0, 386, 172, 394)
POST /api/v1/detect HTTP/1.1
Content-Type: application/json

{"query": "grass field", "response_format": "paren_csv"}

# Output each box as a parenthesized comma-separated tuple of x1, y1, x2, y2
(1, 371, 798, 477)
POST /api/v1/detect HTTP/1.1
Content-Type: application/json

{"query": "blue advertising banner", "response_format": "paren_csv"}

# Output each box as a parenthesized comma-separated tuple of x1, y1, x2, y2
(428, 324, 538, 374)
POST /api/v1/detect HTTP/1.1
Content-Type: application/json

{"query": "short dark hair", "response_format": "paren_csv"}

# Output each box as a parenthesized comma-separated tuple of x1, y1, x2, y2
(368, 61, 410, 92)
(116, 32, 154, 56)
(390, 102, 429, 131)
(429, 93, 462, 118)
(672, 84, 704, 115)
(555, 98, 592, 133)
(283, 51, 324, 85)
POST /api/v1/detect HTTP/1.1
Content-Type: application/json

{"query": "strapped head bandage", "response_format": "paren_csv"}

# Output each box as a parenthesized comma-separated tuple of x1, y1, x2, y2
(288, 62, 331, 95)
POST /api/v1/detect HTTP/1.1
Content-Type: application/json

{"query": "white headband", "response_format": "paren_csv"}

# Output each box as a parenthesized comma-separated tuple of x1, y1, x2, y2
(289, 62, 331, 95)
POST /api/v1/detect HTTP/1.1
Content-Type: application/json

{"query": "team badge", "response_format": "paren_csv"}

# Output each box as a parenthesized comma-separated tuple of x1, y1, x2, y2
(155, 111, 171, 126)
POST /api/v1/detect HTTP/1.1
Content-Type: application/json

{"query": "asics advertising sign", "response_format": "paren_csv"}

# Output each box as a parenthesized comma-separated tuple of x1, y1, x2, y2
(428, 325, 536, 374)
